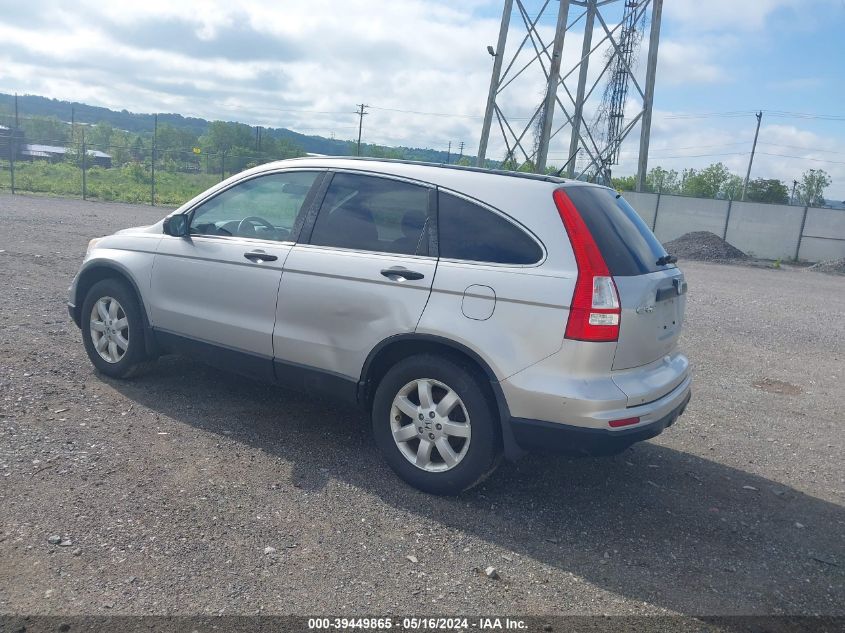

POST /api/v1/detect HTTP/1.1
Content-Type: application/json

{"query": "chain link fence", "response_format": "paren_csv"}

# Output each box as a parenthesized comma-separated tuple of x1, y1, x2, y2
(0, 137, 300, 207)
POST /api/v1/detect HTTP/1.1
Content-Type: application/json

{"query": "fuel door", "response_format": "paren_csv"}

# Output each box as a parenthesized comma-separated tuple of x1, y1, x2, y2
(461, 284, 496, 321)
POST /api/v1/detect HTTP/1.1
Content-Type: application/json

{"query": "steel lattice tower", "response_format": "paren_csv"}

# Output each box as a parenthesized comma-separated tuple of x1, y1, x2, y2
(476, 0, 663, 190)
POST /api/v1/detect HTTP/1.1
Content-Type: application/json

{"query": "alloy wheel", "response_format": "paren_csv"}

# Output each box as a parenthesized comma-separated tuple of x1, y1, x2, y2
(89, 296, 129, 364)
(390, 378, 472, 472)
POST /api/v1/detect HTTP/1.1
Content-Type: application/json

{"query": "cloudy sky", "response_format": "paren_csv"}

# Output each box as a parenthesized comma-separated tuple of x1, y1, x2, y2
(1, 0, 843, 199)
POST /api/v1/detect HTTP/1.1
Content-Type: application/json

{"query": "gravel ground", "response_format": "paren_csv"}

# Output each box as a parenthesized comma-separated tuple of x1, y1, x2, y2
(1, 193, 843, 617)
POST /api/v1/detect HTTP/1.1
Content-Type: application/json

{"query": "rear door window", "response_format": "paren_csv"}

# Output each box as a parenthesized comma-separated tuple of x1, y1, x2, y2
(563, 186, 669, 276)
(438, 192, 542, 265)
(308, 172, 432, 255)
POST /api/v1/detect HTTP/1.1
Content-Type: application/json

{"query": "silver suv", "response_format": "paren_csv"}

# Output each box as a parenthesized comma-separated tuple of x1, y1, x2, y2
(68, 157, 691, 494)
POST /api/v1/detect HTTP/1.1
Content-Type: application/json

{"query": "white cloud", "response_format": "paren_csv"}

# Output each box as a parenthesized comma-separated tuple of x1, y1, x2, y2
(664, 0, 802, 31)
(609, 115, 845, 200)
(0, 0, 842, 199)
(657, 40, 727, 85)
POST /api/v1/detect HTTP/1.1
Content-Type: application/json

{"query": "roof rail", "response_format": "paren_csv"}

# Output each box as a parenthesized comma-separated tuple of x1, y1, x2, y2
(282, 155, 569, 184)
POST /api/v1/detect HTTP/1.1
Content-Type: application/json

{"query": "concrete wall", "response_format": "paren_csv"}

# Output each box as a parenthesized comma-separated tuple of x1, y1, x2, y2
(621, 191, 658, 229)
(620, 191, 845, 263)
(653, 195, 728, 243)
(726, 201, 805, 260)
(799, 207, 845, 262)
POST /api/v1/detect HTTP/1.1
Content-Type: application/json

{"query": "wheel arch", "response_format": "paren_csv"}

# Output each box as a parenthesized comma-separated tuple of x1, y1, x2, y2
(358, 334, 525, 461)
(74, 261, 158, 356)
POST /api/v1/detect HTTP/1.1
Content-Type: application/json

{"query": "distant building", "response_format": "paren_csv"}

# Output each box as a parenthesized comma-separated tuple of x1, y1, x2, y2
(19, 143, 112, 168)
(0, 125, 25, 157)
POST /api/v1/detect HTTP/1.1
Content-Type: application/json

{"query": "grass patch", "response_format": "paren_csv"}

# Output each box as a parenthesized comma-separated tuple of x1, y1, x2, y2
(0, 161, 224, 206)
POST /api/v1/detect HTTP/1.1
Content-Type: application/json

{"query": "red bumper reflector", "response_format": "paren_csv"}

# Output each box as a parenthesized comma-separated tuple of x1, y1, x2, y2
(609, 417, 640, 428)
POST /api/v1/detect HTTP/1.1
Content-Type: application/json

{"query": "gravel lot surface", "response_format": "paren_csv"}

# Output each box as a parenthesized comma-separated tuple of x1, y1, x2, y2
(1, 193, 843, 617)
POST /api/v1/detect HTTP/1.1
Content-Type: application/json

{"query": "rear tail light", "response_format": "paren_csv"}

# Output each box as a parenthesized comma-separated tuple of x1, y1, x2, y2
(553, 189, 621, 342)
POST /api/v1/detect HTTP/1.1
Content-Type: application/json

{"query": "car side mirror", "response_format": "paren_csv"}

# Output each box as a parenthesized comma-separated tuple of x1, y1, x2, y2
(163, 214, 189, 237)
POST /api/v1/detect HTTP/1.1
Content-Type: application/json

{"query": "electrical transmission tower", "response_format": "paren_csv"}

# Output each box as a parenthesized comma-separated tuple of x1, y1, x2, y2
(590, 0, 645, 182)
(477, 0, 662, 190)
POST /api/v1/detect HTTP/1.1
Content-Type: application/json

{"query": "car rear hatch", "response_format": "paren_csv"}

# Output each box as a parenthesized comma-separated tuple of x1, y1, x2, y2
(559, 186, 687, 376)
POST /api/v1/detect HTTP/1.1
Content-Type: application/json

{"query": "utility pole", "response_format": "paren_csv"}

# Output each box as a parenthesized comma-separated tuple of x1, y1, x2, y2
(740, 111, 763, 201)
(535, 0, 572, 173)
(151, 114, 157, 206)
(477, 0, 513, 167)
(791, 179, 798, 205)
(457, 141, 465, 164)
(355, 104, 368, 156)
(446, 141, 451, 164)
(81, 128, 87, 200)
(14, 93, 18, 127)
(636, 0, 663, 191)
(8, 122, 14, 195)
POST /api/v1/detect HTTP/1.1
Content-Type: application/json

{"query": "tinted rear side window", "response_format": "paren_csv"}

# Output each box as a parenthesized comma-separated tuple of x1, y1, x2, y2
(563, 187, 669, 276)
(309, 173, 432, 255)
(438, 192, 542, 265)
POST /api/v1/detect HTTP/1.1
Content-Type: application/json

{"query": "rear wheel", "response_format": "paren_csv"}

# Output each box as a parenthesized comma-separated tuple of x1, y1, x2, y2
(372, 354, 501, 495)
(81, 278, 153, 379)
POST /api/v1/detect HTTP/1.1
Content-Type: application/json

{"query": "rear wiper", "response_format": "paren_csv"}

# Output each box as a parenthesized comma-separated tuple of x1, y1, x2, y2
(656, 254, 677, 266)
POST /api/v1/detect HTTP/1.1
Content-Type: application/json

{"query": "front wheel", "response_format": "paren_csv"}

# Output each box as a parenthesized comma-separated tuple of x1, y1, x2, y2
(81, 278, 153, 379)
(372, 354, 501, 495)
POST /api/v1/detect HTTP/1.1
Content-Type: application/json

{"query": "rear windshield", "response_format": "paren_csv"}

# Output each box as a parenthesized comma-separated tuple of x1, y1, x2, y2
(564, 186, 669, 276)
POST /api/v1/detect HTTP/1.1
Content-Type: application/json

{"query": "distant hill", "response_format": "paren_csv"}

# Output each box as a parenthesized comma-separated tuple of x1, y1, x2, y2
(0, 93, 474, 164)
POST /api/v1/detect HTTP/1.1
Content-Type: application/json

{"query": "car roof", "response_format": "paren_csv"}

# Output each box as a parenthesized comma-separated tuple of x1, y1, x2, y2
(257, 155, 572, 186)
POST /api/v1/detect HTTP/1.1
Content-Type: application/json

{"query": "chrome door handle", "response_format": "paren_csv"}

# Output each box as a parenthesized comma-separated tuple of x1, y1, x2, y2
(380, 267, 424, 281)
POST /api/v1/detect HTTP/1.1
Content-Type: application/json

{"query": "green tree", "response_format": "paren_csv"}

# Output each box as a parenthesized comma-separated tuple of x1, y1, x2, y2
(746, 178, 789, 204)
(86, 122, 114, 152)
(20, 115, 70, 144)
(722, 174, 744, 200)
(199, 121, 254, 153)
(611, 175, 637, 190)
(796, 169, 831, 207)
(681, 162, 731, 198)
(108, 129, 135, 166)
(646, 166, 680, 193)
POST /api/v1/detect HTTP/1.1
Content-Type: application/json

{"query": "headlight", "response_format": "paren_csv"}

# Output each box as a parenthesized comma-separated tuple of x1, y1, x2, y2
(86, 237, 104, 255)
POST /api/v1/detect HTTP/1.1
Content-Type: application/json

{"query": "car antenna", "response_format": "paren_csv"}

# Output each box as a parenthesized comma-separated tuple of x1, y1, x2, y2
(553, 150, 580, 178)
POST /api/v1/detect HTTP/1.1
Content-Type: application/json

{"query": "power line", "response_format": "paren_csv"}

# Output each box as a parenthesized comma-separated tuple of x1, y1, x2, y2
(756, 151, 845, 166)
(758, 142, 845, 155)
(367, 105, 482, 119)
(661, 109, 845, 121)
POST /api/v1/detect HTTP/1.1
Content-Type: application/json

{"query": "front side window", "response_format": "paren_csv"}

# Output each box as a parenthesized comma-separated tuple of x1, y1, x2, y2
(308, 173, 432, 255)
(190, 171, 320, 241)
(438, 192, 542, 265)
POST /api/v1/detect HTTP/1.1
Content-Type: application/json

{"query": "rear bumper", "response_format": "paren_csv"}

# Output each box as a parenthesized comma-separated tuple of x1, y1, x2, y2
(510, 388, 691, 456)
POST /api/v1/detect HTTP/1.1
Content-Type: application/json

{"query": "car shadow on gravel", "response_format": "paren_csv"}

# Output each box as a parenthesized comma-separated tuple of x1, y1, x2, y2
(111, 356, 844, 616)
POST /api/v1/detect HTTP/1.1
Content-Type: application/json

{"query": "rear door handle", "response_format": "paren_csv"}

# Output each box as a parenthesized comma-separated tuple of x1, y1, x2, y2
(244, 250, 278, 263)
(381, 267, 424, 281)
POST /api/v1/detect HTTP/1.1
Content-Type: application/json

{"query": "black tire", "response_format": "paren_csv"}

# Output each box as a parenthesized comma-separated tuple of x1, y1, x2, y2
(81, 278, 154, 379)
(372, 354, 501, 495)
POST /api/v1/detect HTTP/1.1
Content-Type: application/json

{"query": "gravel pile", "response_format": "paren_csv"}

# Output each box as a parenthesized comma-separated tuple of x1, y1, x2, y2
(663, 231, 748, 262)
(808, 258, 845, 274)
